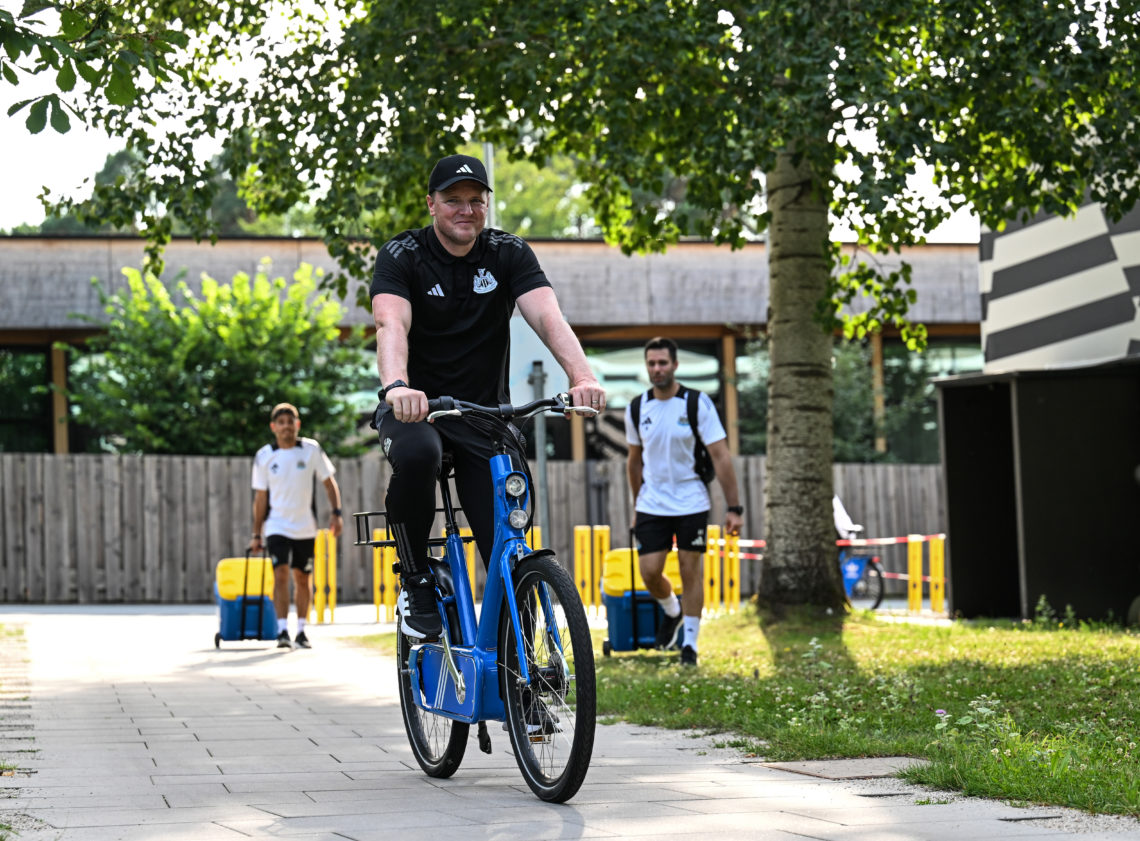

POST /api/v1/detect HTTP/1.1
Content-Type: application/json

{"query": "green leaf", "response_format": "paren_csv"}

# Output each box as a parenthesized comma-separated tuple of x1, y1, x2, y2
(75, 61, 101, 85)
(49, 95, 70, 132)
(25, 96, 49, 133)
(58, 7, 86, 40)
(106, 66, 137, 105)
(56, 59, 76, 92)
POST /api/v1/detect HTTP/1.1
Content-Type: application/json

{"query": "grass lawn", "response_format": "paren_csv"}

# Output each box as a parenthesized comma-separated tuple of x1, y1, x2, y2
(356, 602, 1140, 816)
(594, 603, 1140, 817)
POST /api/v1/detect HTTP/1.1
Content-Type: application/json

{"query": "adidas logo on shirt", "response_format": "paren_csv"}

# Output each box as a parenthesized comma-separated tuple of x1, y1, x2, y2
(427, 284, 445, 297)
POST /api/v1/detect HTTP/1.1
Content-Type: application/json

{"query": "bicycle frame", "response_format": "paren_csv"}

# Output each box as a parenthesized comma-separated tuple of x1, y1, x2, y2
(405, 449, 559, 724)
(839, 549, 871, 597)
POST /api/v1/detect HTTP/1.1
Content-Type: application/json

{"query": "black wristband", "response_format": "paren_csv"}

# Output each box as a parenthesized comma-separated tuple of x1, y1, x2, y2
(727, 505, 744, 515)
(331, 508, 342, 516)
(379, 379, 408, 401)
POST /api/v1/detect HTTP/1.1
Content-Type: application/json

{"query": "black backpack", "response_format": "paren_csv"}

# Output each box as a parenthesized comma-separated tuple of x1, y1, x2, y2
(630, 385, 717, 485)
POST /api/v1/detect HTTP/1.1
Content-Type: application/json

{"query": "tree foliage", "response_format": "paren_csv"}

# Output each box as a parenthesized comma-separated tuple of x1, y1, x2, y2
(58, 0, 1140, 609)
(67, 262, 366, 456)
(1, 1, 205, 132)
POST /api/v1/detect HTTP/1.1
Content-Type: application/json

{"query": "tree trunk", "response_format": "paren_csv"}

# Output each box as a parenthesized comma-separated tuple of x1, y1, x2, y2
(758, 149, 846, 611)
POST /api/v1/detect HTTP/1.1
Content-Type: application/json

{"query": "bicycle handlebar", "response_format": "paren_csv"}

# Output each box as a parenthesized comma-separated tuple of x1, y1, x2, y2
(426, 393, 599, 423)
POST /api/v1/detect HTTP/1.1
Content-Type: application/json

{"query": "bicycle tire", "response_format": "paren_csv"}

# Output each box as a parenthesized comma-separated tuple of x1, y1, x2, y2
(851, 559, 885, 610)
(499, 555, 596, 803)
(396, 616, 470, 777)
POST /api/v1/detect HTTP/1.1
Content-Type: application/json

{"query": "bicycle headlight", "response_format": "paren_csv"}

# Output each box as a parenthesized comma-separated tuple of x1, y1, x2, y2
(507, 508, 529, 529)
(504, 473, 527, 498)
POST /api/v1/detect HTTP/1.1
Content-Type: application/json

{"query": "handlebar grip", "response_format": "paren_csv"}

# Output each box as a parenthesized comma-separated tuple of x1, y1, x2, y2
(426, 397, 456, 414)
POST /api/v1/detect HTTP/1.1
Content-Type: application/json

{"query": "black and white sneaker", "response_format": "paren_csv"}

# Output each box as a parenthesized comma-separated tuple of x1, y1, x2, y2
(294, 631, 311, 649)
(654, 611, 683, 650)
(397, 574, 442, 641)
(680, 644, 698, 667)
(276, 630, 292, 649)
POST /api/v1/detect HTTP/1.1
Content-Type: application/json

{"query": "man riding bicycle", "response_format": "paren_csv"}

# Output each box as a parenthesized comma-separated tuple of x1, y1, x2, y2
(370, 152, 605, 641)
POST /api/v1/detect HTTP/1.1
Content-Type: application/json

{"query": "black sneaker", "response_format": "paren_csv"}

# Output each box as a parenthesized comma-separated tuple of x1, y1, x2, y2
(294, 631, 311, 649)
(276, 630, 292, 649)
(680, 645, 698, 667)
(655, 611, 683, 650)
(397, 574, 442, 641)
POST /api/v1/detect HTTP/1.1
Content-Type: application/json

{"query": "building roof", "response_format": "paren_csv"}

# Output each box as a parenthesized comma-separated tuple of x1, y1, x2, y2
(0, 235, 982, 333)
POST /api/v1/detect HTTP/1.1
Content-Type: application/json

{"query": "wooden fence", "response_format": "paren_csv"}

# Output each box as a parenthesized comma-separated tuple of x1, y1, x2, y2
(0, 453, 944, 604)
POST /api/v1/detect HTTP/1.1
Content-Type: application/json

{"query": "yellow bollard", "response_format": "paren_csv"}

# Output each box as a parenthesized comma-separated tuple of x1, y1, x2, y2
(372, 542, 381, 624)
(907, 534, 924, 613)
(705, 525, 721, 612)
(724, 533, 741, 611)
(326, 530, 337, 624)
(313, 530, 327, 624)
(528, 525, 542, 549)
(381, 544, 398, 622)
(929, 535, 946, 614)
(573, 525, 592, 606)
(458, 527, 476, 596)
(591, 526, 610, 610)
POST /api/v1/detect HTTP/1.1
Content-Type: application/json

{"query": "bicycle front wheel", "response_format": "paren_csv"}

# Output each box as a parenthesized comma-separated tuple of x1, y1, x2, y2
(499, 555, 596, 803)
(851, 559, 885, 610)
(397, 618, 469, 777)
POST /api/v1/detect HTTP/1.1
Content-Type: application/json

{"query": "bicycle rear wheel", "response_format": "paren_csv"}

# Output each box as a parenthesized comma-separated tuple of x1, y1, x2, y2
(851, 559, 885, 610)
(397, 617, 469, 777)
(499, 555, 596, 803)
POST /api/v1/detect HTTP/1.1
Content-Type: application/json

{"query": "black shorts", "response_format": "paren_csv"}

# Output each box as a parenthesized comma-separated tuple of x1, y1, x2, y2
(265, 535, 315, 574)
(633, 511, 709, 555)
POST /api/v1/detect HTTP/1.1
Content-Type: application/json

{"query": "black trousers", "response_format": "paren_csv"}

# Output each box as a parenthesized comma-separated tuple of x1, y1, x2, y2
(373, 404, 526, 570)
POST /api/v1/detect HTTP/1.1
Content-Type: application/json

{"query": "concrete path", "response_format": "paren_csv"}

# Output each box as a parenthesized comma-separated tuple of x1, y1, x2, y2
(2, 605, 1139, 841)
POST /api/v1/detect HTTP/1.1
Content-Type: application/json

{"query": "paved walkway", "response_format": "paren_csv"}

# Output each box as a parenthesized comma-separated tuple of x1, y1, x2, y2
(2, 605, 1139, 841)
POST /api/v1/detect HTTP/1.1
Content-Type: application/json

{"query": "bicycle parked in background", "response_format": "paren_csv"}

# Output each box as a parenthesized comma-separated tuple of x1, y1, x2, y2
(354, 393, 596, 803)
(838, 523, 885, 610)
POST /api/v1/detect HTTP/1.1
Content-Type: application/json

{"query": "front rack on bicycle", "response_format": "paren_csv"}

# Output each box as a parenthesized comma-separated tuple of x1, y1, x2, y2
(352, 509, 476, 549)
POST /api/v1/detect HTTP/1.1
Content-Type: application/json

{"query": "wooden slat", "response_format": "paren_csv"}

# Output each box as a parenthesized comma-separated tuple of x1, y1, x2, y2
(121, 455, 144, 601)
(43, 455, 71, 601)
(142, 457, 162, 601)
(205, 458, 231, 595)
(160, 457, 186, 601)
(72, 455, 98, 603)
(103, 456, 123, 602)
(333, 456, 363, 602)
(229, 457, 251, 558)
(0, 456, 25, 601)
(23, 455, 45, 601)
(185, 457, 209, 603)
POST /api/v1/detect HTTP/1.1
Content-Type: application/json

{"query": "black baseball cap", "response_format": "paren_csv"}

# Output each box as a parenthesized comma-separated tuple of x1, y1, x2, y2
(428, 154, 493, 193)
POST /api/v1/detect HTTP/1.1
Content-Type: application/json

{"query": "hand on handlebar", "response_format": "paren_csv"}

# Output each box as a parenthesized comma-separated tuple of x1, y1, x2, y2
(386, 385, 430, 423)
(567, 381, 606, 415)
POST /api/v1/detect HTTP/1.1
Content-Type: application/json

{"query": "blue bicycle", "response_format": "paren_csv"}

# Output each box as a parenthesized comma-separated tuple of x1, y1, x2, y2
(354, 393, 596, 803)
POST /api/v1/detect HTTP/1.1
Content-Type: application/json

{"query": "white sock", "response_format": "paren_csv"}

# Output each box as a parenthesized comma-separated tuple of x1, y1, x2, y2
(296, 618, 306, 633)
(682, 616, 701, 651)
(657, 594, 681, 618)
(277, 618, 288, 634)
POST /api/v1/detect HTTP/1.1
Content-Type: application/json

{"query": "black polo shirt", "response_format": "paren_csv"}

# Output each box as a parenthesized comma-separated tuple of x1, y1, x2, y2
(370, 225, 553, 405)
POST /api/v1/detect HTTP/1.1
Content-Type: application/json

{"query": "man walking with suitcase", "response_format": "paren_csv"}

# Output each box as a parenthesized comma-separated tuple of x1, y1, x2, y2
(250, 403, 343, 649)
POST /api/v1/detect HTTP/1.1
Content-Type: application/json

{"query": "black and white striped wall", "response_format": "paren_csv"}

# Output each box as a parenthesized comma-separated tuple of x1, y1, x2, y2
(979, 202, 1140, 373)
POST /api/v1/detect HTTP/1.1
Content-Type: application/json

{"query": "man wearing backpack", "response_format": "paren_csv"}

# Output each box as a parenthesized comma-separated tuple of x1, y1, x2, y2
(625, 337, 743, 667)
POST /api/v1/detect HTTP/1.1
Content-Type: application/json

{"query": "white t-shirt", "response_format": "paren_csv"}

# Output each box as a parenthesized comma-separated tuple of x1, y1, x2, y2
(251, 438, 336, 539)
(625, 388, 726, 517)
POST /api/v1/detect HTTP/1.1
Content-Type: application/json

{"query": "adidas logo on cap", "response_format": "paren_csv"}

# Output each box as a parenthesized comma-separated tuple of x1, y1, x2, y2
(429, 154, 493, 193)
